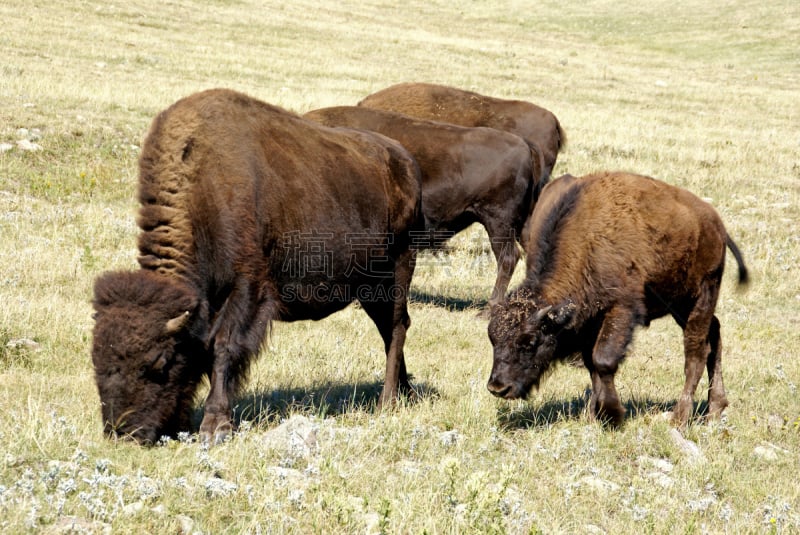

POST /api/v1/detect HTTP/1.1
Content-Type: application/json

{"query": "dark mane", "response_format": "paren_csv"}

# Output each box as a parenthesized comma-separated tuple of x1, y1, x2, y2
(524, 179, 583, 290)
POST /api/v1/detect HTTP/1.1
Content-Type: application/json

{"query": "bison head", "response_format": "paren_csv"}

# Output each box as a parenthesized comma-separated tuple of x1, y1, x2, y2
(486, 292, 574, 399)
(91, 270, 207, 445)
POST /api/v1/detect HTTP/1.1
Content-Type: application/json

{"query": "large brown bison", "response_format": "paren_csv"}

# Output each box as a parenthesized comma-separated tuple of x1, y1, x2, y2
(487, 171, 748, 427)
(91, 89, 422, 445)
(358, 82, 565, 181)
(303, 105, 545, 307)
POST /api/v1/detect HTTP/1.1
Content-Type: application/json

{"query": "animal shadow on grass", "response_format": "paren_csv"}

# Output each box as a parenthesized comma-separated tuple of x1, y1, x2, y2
(409, 288, 488, 313)
(496, 389, 682, 431)
(189, 378, 440, 431)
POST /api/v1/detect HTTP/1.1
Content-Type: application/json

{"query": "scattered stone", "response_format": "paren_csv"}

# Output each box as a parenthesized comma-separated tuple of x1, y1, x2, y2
(45, 516, 111, 535)
(204, 476, 238, 498)
(363, 512, 382, 535)
(122, 501, 144, 516)
(266, 466, 309, 488)
(580, 475, 620, 493)
(439, 429, 461, 447)
(176, 514, 195, 535)
(262, 415, 319, 460)
(669, 428, 705, 464)
(645, 471, 674, 488)
(16, 139, 42, 152)
(766, 414, 786, 431)
(637, 455, 674, 473)
(6, 338, 40, 351)
(753, 442, 788, 462)
(4, 453, 23, 467)
(0, 142, 13, 152)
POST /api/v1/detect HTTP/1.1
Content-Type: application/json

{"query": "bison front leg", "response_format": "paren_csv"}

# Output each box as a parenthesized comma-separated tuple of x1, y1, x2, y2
(586, 306, 636, 427)
(201, 361, 236, 445)
(201, 282, 275, 445)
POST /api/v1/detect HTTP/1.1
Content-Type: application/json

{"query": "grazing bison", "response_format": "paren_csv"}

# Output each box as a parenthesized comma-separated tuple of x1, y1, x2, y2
(358, 82, 566, 181)
(303, 105, 545, 307)
(91, 88, 422, 445)
(487, 171, 748, 427)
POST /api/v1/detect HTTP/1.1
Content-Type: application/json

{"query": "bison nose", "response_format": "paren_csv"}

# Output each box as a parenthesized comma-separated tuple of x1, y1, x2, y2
(487, 379, 512, 398)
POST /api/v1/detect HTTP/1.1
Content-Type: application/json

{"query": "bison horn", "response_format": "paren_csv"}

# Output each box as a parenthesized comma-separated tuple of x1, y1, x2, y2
(533, 305, 553, 324)
(164, 311, 191, 335)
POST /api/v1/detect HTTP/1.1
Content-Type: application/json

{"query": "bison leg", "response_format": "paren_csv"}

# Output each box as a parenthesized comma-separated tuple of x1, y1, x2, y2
(587, 306, 635, 426)
(359, 249, 416, 408)
(201, 363, 236, 445)
(484, 226, 520, 309)
(201, 282, 276, 445)
(672, 283, 722, 427)
(705, 315, 728, 418)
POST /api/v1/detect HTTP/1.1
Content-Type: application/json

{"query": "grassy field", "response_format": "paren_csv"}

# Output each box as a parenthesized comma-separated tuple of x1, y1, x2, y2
(1, 0, 799, 533)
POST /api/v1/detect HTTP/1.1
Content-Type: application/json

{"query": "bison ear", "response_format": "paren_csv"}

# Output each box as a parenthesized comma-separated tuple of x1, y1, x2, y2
(150, 352, 169, 372)
(164, 311, 191, 336)
(544, 301, 576, 330)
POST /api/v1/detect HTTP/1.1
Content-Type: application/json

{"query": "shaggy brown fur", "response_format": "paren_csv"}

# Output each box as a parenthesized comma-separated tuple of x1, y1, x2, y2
(487, 171, 748, 427)
(92, 89, 422, 445)
(304, 105, 546, 307)
(358, 82, 566, 181)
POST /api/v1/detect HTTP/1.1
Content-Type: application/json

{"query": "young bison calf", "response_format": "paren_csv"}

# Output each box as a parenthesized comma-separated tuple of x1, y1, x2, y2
(487, 171, 748, 427)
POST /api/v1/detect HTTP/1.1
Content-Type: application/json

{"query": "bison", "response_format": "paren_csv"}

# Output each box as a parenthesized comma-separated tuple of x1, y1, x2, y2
(487, 171, 748, 427)
(91, 88, 422, 445)
(358, 82, 565, 181)
(303, 105, 545, 308)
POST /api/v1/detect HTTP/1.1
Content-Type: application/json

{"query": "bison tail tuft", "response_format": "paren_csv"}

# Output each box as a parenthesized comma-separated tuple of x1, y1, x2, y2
(725, 234, 749, 287)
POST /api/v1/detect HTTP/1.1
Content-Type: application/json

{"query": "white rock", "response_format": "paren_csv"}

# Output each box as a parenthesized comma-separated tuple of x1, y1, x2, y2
(580, 475, 620, 492)
(645, 471, 674, 488)
(6, 338, 39, 350)
(440, 429, 461, 447)
(262, 415, 319, 459)
(122, 501, 144, 515)
(0, 142, 13, 152)
(176, 514, 194, 534)
(669, 429, 705, 464)
(637, 455, 674, 473)
(16, 139, 42, 151)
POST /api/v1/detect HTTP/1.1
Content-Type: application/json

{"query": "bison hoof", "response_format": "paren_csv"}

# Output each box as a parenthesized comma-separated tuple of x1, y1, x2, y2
(199, 416, 233, 446)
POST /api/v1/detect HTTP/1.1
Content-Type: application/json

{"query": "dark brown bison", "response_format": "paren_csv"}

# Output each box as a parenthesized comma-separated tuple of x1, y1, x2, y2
(487, 171, 748, 427)
(303, 105, 545, 307)
(358, 82, 565, 181)
(91, 88, 422, 445)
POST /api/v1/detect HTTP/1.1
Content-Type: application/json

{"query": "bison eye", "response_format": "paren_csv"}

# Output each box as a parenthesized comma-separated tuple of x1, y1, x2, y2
(138, 350, 171, 380)
(515, 332, 536, 349)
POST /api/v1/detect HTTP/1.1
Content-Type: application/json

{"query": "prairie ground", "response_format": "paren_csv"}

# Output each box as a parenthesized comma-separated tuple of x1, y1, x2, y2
(1, 1, 798, 533)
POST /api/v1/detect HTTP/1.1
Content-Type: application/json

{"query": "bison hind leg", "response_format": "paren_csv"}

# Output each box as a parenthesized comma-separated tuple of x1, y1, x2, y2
(672, 282, 723, 428)
(705, 315, 728, 419)
(359, 250, 416, 409)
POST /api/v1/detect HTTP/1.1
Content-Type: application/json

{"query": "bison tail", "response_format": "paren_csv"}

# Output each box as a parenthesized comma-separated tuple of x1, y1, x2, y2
(530, 145, 548, 203)
(725, 234, 749, 286)
(556, 119, 567, 152)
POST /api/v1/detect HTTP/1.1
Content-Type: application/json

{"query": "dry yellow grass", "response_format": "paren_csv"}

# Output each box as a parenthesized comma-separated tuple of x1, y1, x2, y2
(1, 0, 798, 533)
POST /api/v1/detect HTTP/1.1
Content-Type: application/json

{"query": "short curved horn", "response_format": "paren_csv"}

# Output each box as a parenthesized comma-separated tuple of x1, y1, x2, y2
(533, 305, 553, 324)
(164, 311, 191, 335)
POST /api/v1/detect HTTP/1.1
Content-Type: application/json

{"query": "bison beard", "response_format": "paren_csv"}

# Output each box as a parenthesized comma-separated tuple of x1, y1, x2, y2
(91, 89, 422, 445)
